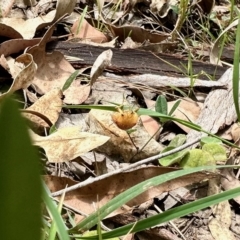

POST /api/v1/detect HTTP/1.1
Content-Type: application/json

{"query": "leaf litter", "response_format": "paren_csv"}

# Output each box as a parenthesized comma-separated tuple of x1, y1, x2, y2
(0, 0, 240, 239)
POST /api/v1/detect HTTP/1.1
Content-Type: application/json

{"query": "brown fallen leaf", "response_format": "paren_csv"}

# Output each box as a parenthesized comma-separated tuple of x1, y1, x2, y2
(90, 49, 113, 86)
(69, 18, 108, 43)
(0, 23, 22, 39)
(0, 38, 43, 58)
(31, 127, 110, 163)
(108, 24, 169, 43)
(45, 166, 216, 218)
(0, 53, 37, 100)
(168, 98, 202, 133)
(0, 0, 77, 39)
(23, 88, 63, 129)
(221, 167, 240, 205)
(0, 0, 14, 17)
(27, 16, 90, 104)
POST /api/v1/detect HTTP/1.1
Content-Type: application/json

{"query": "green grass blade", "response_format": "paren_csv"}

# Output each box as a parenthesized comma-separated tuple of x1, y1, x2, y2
(69, 165, 234, 233)
(76, 6, 88, 35)
(232, 13, 240, 121)
(168, 99, 181, 116)
(79, 186, 240, 239)
(42, 183, 70, 240)
(48, 188, 66, 240)
(0, 97, 42, 240)
(62, 70, 80, 92)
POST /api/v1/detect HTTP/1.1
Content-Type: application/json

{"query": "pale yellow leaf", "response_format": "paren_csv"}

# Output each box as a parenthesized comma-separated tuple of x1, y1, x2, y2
(32, 127, 110, 162)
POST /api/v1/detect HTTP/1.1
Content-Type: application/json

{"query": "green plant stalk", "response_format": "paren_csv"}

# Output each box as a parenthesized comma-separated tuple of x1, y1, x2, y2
(69, 165, 236, 233)
(232, 12, 240, 121)
(78, 185, 240, 239)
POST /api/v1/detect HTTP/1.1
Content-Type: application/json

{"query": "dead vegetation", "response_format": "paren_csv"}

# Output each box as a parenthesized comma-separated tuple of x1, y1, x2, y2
(1, 0, 240, 239)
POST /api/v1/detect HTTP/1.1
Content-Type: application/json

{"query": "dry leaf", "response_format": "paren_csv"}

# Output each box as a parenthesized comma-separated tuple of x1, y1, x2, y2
(0, 0, 15, 17)
(0, 0, 76, 39)
(31, 127, 110, 162)
(90, 49, 113, 85)
(27, 17, 89, 104)
(23, 88, 63, 128)
(150, 0, 178, 17)
(168, 98, 202, 133)
(109, 24, 169, 43)
(0, 23, 22, 39)
(45, 166, 216, 218)
(0, 38, 43, 58)
(221, 167, 240, 205)
(88, 109, 164, 162)
(69, 18, 108, 43)
(0, 53, 37, 100)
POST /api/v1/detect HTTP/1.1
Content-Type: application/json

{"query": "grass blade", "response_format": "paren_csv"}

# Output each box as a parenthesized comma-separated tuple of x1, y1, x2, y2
(0, 97, 42, 240)
(79, 186, 240, 239)
(69, 165, 234, 233)
(233, 13, 240, 121)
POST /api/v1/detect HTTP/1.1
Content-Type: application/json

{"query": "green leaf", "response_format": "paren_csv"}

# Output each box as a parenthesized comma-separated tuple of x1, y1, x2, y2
(155, 95, 168, 115)
(169, 134, 186, 148)
(0, 97, 42, 240)
(62, 70, 80, 92)
(180, 149, 215, 168)
(202, 143, 227, 162)
(159, 148, 188, 166)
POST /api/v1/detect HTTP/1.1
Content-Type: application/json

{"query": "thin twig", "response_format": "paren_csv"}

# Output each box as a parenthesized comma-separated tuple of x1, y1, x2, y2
(51, 137, 201, 197)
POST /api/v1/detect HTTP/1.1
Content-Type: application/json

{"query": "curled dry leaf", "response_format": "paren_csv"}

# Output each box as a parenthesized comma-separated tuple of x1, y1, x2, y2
(31, 127, 110, 163)
(87, 109, 163, 162)
(0, 38, 42, 58)
(210, 19, 238, 66)
(23, 88, 63, 128)
(44, 167, 216, 218)
(90, 49, 113, 86)
(0, 53, 37, 100)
